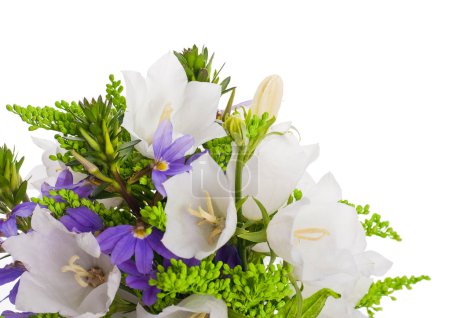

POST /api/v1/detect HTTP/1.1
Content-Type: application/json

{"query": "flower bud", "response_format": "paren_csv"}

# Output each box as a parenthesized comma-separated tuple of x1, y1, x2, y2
(224, 115, 246, 147)
(250, 75, 283, 117)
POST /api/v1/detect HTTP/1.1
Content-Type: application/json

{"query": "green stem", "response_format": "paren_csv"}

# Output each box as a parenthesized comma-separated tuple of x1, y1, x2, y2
(235, 146, 248, 270)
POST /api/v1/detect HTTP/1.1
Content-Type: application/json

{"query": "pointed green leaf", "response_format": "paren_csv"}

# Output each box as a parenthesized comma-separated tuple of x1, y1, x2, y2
(301, 288, 340, 318)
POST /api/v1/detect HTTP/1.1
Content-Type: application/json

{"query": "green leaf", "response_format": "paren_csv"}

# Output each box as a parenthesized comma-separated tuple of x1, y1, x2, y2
(252, 197, 270, 227)
(14, 180, 28, 204)
(280, 294, 302, 318)
(301, 288, 340, 318)
(237, 229, 267, 243)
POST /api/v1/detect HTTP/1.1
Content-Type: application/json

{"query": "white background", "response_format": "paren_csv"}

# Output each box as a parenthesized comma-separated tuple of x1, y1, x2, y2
(0, 1, 449, 317)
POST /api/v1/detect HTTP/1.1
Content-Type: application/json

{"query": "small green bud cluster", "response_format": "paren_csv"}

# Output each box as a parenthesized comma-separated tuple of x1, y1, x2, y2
(140, 202, 166, 231)
(356, 275, 431, 318)
(203, 136, 232, 170)
(340, 200, 401, 241)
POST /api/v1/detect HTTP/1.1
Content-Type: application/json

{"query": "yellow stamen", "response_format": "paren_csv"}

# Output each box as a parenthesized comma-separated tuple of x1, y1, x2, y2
(189, 191, 225, 244)
(61, 255, 106, 288)
(159, 103, 174, 122)
(294, 228, 331, 241)
(155, 160, 169, 172)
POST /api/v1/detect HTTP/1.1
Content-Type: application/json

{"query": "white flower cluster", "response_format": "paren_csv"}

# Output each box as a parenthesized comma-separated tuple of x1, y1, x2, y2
(0, 50, 395, 318)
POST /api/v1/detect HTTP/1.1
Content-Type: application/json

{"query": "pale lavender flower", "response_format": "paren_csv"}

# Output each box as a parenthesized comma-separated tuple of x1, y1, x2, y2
(151, 120, 195, 197)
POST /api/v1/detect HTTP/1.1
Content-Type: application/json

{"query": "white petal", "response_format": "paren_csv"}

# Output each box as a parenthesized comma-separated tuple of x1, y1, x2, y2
(162, 153, 236, 259)
(172, 81, 221, 145)
(355, 251, 393, 277)
(3, 207, 120, 317)
(266, 202, 302, 265)
(146, 52, 188, 113)
(302, 172, 342, 204)
(239, 134, 318, 220)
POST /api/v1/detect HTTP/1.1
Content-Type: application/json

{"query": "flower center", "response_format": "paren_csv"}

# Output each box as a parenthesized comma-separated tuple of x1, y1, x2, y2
(155, 160, 169, 172)
(189, 314, 209, 318)
(133, 225, 148, 239)
(189, 191, 225, 244)
(294, 228, 330, 241)
(61, 255, 106, 288)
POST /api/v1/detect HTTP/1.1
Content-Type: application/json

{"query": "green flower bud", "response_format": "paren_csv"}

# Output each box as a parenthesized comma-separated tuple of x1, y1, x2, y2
(224, 115, 246, 147)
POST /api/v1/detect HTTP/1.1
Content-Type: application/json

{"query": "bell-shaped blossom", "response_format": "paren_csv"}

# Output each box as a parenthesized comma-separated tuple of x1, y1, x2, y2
(267, 173, 392, 317)
(151, 120, 195, 197)
(137, 294, 227, 318)
(2, 207, 121, 318)
(122, 52, 225, 158)
(97, 226, 174, 274)
(60, 207, 104, 233)
(227, 123, 319, 220)
(162, 153, 237, 260)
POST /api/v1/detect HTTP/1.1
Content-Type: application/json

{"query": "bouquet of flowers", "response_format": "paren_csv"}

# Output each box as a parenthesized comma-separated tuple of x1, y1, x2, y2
(0, 45, 429, 318)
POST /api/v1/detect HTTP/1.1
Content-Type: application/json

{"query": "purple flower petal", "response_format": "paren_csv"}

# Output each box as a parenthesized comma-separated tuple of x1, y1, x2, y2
(215, 245, 241, 269)
(118, 260, 141, 276)
(135, 238, 154, 275)
(161, 135, 194, 162)
(8, 281, 19, 304)
(111, 233, 137, 265)
(11, 202, 36, 218)
(0, 218, 18, 237)
(165, 159, 192, 176)
(0, 264, 24, 285)
(153, 120, 173, 159)
(126, 275, 151, 290)
(97, 225, 132, 254)
(55, 169, 74, 188)
(148, 229, 178, 260)
(60, 207, 103, 233)
(142, 286, 160, 306)
(1, 311, 33, 318)
(186, 150, 206, 165)
(152, 170, 168, 197)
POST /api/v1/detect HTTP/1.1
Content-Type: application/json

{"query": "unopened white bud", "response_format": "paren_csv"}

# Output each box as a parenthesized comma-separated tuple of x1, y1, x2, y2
(250, 75, 283, 117)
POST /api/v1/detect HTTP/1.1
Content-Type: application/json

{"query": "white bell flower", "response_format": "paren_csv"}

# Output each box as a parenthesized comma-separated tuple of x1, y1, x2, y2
(227, 122, 319, 220)
(137, 294, 227, 318)
(266, 173, 392, 317)
(162, 153, 237, 260)
(2, 206, 121, 318)
(122, 52, 225, 158)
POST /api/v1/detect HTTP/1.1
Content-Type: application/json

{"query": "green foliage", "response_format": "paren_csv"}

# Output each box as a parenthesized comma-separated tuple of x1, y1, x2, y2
(140, 202, 166, 231)
(6, 104, 79, 135)
(204, 136, 233, 170)
(174, 44, 232, 93)
(301, 289, 340, 318)
(356, 275, 430, 318)
(0, 144, 28, 212)
(33, 188, 134, 227)
(340, 200, 402, 241)
(150, 259, 294, 317)
(287, 189, 303, 205)
(242, 111, 276, 162)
